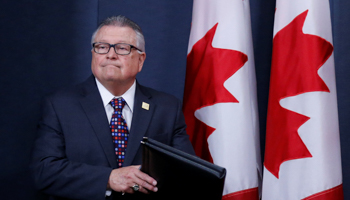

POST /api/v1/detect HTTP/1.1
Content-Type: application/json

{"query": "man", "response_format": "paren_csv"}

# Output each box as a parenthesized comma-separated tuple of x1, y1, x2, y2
(30, 15, 195, 200)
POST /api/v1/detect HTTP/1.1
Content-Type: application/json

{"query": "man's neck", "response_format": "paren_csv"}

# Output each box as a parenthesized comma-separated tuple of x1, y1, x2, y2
(98, 79, 135, 96)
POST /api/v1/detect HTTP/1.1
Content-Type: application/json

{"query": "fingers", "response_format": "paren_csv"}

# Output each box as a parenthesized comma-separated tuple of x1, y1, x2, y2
(134, 174, 158, 193)
(108, 165, 158, 195)
(132, 166, 158, 192)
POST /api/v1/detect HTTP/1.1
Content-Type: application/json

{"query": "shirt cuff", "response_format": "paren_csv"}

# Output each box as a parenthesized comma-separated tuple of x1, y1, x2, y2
(105, 190, 112, 196)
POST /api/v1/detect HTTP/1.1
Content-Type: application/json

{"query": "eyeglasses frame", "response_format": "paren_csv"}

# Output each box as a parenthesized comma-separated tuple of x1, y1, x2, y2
(92, 42, 143, 55)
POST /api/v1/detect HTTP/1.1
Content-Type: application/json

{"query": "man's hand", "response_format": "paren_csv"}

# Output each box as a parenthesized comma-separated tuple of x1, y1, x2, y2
(107, 165, 158, 194)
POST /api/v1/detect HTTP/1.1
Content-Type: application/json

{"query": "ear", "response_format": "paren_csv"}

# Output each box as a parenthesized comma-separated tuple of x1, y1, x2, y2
(138, 52, 146, 72)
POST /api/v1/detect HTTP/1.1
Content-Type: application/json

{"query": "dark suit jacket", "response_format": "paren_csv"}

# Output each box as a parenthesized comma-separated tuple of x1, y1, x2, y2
(30, 75, 195, 200)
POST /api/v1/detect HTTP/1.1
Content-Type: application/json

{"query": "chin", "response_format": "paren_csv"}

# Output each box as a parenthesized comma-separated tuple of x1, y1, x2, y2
(103, 75, 121, 82)
(101, 68, 121, 78)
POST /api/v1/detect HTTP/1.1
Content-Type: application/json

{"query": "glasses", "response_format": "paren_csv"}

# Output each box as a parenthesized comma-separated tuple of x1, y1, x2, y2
(92, 42, 143, 55)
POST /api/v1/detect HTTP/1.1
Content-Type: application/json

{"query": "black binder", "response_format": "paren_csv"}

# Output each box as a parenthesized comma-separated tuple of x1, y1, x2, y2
(140, 137, 226, 200)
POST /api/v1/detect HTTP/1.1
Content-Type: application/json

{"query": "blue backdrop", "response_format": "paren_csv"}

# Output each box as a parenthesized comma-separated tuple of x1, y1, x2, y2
(0, 0, 349, 199)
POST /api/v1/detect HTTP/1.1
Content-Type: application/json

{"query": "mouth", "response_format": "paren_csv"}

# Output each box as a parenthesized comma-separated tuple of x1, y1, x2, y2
(102, 63, 120, 68)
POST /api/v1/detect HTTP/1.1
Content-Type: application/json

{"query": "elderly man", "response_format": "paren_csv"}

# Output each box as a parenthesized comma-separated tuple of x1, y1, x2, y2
(31, 15, 195, 200)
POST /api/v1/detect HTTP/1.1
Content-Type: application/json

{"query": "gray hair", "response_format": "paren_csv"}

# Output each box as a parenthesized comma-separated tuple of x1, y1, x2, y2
(91, 15, 145, 52)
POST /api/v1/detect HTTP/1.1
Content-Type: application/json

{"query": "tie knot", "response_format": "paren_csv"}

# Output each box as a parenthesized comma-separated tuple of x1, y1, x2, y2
(110, 97, 126, 111)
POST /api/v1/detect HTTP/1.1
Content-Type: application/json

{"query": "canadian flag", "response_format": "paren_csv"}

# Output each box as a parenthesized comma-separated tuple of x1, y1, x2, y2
(262, 0, 344, 199)
(183, 0, 262, 199)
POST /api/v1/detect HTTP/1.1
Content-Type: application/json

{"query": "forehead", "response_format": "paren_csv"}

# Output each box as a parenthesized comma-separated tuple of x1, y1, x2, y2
(94, 25, 136, 44)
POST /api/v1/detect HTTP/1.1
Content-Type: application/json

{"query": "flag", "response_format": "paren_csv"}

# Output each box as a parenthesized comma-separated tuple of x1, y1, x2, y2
(183, 0, 262, 199)
(262, 0, 344, 199)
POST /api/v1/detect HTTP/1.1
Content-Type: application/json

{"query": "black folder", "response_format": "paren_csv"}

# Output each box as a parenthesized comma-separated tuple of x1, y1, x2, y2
(140, 137, 226, 200)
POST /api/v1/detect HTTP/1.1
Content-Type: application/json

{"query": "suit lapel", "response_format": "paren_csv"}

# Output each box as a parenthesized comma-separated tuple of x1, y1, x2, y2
(79, 76, 118, 168)
(124, 83, 155, 166)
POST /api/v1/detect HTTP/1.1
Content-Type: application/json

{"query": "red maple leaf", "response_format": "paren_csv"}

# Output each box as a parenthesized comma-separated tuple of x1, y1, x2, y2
(183, 23, 248, 162)
(264, 10, 333, 178)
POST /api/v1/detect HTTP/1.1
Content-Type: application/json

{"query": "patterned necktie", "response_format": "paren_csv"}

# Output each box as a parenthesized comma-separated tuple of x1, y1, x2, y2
(110, 97, 129, 168)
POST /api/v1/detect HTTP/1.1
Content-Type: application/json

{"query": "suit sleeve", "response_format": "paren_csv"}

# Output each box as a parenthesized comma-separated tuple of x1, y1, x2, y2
(30, 97, 112, 200)
(170, 99, 196, 156)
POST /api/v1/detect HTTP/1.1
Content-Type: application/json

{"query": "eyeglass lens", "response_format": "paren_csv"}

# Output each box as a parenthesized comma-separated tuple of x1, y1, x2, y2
(94, 43, 133, 55)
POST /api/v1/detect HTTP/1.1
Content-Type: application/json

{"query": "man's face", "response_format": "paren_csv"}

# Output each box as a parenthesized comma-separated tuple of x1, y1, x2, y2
(91, 25, 146, 87)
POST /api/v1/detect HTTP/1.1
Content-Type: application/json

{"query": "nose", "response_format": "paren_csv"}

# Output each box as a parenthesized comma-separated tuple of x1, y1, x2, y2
(106, 46, 118, 59)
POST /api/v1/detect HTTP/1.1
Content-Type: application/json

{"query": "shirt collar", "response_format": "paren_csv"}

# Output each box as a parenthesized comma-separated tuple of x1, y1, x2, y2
(95, 78, 136, 112)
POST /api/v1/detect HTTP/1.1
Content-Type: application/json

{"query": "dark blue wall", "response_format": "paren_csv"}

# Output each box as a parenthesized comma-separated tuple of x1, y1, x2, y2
(0, 0, 349, 199)
(0, 1, 98, 199)
(331, 0, 350, 198)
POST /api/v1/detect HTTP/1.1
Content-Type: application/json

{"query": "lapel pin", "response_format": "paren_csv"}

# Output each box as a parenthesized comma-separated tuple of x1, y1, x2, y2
(142, 102, 150, 110)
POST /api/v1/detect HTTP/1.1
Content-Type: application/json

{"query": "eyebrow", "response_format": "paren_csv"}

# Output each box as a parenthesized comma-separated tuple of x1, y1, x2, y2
(96, 39, 131, 44)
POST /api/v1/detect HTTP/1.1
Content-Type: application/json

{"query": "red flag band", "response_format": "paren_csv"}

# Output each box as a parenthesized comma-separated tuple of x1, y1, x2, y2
(184, 0, 261, 199)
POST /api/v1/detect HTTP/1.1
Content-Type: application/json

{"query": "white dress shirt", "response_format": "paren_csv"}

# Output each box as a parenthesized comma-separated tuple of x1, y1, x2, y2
(95, 78, 136, 130)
